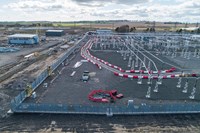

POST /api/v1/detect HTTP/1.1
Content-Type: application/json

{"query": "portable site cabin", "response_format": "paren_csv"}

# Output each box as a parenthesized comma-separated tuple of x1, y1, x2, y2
(45, 30, 65, 37)
(8, 34, 39, 45)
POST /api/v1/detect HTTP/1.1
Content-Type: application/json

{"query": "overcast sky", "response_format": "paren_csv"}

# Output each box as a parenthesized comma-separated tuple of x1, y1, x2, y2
(0, 0, 199, 22)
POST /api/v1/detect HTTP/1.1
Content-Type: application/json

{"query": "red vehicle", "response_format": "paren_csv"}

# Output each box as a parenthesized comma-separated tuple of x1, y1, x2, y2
(110, 90, 117, 96)
(88, 89, 123, 103)
(116, 94, 124, 99)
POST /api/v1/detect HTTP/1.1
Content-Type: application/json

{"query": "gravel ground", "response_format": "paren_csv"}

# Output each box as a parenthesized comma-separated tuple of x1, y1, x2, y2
(24, 47, 200, 106)
(0, 39, 65, 67)
(91, 42, 200, 73)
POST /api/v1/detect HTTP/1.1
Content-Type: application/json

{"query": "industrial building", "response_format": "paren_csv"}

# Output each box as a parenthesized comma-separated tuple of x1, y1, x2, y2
(45, 30, 65, 37)
(8, 34, 39, 45)
(181, 27, 200, 32)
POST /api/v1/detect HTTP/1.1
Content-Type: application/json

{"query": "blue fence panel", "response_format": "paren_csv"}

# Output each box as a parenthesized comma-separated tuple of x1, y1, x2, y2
(11, 39, 84, 112)
(13, 102, 200, 115)
(13, 36, 200, 115)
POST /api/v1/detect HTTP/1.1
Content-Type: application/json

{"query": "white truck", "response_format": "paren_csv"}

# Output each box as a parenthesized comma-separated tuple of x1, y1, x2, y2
(82, 71, 90, 82)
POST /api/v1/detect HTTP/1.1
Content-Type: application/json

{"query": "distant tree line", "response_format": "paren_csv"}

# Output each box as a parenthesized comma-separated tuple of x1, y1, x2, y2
(145, 27, 155, 32)
(0, 22, 53, 27)
(115, 25, 137, 33)
(115, 25, 155, 33)
(29, 23, 53, 27)
(115, 25, 130, 33)
(164, 22, 182, 24)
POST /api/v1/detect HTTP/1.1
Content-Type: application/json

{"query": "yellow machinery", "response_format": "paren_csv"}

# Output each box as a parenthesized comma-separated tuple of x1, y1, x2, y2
(34, 52, 40, 57)
(47, 66, 52, 76)
(25, 84, 33, 97)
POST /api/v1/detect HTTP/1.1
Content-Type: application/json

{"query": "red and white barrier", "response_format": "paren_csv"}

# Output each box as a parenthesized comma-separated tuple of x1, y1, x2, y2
(81, 51, 102, 69)
(125, 67, 176, 74)
(113, 72, 181, 79)
(86, 44, 177, 74)
(81, 39, 198, 80)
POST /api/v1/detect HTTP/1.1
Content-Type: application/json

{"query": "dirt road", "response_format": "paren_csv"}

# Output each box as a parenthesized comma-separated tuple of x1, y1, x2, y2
(1, 114, 200, 132)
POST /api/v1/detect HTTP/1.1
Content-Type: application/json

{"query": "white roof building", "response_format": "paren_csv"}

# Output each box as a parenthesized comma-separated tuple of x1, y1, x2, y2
(8, 34, 38, 38)
(96, 29, 112, 34)
(181, 27, 200, 31)
(46, 30, 64, 32)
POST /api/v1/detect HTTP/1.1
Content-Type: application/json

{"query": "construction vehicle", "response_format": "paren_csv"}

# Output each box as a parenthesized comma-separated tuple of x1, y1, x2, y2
(88, 89, 123, 103)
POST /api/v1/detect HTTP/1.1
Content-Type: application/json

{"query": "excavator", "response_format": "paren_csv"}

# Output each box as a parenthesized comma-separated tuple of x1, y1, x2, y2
(88, 89, 123, 103)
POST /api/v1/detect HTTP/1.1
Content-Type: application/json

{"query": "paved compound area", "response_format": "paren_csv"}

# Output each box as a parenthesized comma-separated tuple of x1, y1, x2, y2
(24, 44, 200, 106)
(89, 46, 200, 102)
(91, 36, 200, 73)
(24, 52, 125, 105)
(2, 33, 200, 132)
(90, 50, 175, 72)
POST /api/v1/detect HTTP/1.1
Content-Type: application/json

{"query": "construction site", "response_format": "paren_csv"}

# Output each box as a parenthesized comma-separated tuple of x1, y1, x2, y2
(0, 28, 198, 117)
(1, 0, 200, 130)
(1, 26, 200, 132)
(0, 28, 84, 117)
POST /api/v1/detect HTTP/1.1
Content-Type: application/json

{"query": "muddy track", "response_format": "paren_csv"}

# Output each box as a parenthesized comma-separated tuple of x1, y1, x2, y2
(0, 42, 70, 119)
(1, 114, 200, 132)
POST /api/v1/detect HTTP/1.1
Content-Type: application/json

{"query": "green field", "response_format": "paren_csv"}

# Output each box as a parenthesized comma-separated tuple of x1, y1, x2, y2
(52, 22, 84, 27)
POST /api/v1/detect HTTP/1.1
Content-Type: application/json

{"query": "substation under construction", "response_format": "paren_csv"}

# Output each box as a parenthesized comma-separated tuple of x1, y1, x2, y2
(10, 32, 200, 116)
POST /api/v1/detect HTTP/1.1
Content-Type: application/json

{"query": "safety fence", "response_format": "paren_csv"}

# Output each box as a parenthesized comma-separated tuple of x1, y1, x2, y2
(81, 38, 198, 80)
(14, 103, 200, 116)
(11, 36, 86, 112)
(10, 34, 200, 115)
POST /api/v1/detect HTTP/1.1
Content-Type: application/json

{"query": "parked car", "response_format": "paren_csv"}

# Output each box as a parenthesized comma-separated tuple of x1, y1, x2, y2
(82, 71, 90, 81)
